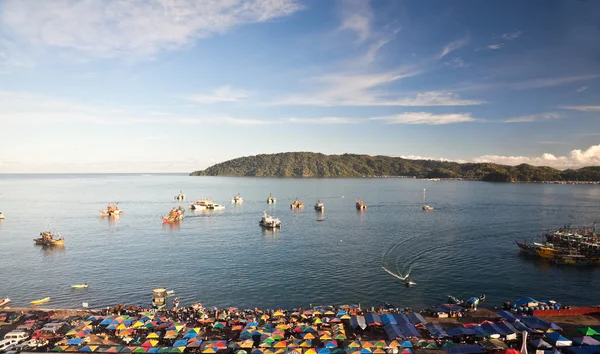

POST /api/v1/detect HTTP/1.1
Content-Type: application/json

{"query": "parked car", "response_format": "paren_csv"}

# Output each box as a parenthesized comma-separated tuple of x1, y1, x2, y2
(4, 331, 29, 343)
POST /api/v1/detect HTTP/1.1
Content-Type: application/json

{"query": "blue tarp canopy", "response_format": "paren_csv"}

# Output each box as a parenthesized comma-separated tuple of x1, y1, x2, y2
(365, 314, 381, 326)
(481, 322, 504, 337)
(407, 313, 427, 325)
(514, 297, 540, 307)
(393, 314, 411, 325)
(573, 336, 600, 346)
(495, 321, 518, 335)
(66, 339, 84, 345)
(496, 311, 519, 324)
(435, 305, 463, 313)
(401, 341, 413, 348)
(397, 322, 421, 338)
(349, 317, 359, 330)
(384, 324, 405, 340)
(567, 348, 592, 354)
(513, 321, 536, 334)
(447, 328, 475, 337)
(584, 347, 600, 354)
(380, 314, 397, 326)
(521, 317, 551, 331)
(425, 323, 448, 338)
(550, 322, 563, 331)
(546, 332, 573, 347)
(444, 345, 485, 354)
(530, 339, 553, 349)
(173, 340, 188, 347)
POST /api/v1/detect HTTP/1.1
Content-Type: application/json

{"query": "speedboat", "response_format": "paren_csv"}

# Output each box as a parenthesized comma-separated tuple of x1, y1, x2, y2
(267, 194, 277, 204)
(174, 191, 186, 201)
(259, 211, 281, 229)
(72, 283, 88, 289)
(0, 297, 11, 308)
(314, 200, 325, 212)
(231, 193, 243, 203)
(34, 231, 65, 246)
(31, 297, 50, 306)
(356, 198, 367, 210)
(291, 199, 304, 209)
(423, 205, 434, 211)
(190, 200, 210, 210)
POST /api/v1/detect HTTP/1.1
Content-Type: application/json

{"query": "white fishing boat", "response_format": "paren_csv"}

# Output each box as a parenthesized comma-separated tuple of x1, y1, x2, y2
(231, 193, 243, 203)
(267, 194, 277, 204)
(208, 203, 225, 210)
(0, 212, 4, 219)
(259, 211, 281, 229)
(174, 191, 186, 201)
(0, 297, 11, 308)
(166, 290, 175, 297)
(189, 200, 210, 210)
(314, 200, 325, 212)
(423, 205, 434, 211)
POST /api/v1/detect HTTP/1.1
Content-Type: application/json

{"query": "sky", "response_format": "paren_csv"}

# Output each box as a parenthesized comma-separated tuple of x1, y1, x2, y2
(1, 0, 600, 173)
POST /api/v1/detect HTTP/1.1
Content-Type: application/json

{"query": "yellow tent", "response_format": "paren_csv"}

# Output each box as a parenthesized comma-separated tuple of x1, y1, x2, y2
(147, 333, 160, 339)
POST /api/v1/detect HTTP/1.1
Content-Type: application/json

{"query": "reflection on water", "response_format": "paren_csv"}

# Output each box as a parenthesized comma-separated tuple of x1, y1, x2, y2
(162, 222, 181, 231)
(41, 244, 66, 256)
(262, 228, 281, 241)
(101, 215, 120, 226)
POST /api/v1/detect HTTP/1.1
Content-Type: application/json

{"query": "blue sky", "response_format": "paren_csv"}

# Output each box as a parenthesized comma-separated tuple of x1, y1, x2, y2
(1, 0, 599, 173)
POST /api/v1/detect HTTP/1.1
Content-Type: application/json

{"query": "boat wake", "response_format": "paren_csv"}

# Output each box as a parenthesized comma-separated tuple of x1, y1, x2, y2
(381, 266, 416, 285)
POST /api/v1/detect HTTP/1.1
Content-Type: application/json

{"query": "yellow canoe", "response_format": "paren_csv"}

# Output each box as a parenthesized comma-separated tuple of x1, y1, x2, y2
(31, 297, 50, 305)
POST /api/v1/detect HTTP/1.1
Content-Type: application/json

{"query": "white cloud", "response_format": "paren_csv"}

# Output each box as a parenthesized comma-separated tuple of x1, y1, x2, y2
(183, 86, 249, 103)
(399, 155, 468, 163)
(438, 38, 469, 59)
(473, 144, 600, 169)
(370, 112, 476, 125)
(577, 86, 588, 92)
(287, 117, 359, 124)
(1, 0, 302, 58)
(503, 112, 563, 123)
(338, 0, 372, 43)
(510, 74, 600, 90)
(487, 44, 503, 50)
(502, 31, 522, 40)
(561, 105, 600, 112)
(444, 57, 469, 68)
(0, 38, 33, 73)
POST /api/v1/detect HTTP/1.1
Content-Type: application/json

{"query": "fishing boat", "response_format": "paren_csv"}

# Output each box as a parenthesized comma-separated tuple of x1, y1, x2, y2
(267, 194, 277, 204)
(174, 191, 186, 201)
(162, 206, 185, 223)
(356, 198, 367, 210)
(33, 231, 65, 246)
(314, 200, 325, 212)
(259, 211, 281, 229)
(152, 288, 167, 310)
(423, 205, 434, 211)
(166, 290, 175, 297)
(0, 297, 10, 308)
(291, 199, 304, 209)
(206, 202, 224, 210)
(71, 283, 88, 289)
(448, 295, 463, 305)
(231, 193, 243, 203)
(189, 200, 209, 210)
(99, 203, 123, 216)
(0, 212, 4, 220)
(31, 297, 50, 306)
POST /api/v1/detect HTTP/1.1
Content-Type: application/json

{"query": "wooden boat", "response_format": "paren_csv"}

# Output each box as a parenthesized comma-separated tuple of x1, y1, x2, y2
(174, 191, 186, 200)
(0, 212, 4, 219)
(231, 193, 243, 203)
(267, 194, 277, 204)
(423, 205, 434, 211)
(33, 231, 65, 246)
(31, 297, 50, 306)
(314, 201, 325, 212)
(72, 284, 88, 289)
(0, 297, 11, 308)
(259, 211, 281, 229)
(291, 199, 304, 209)
(356, 198, 367, 210)
(163, 206, 185, 223)
(100, 203, 123, 216)
(535, 246, 559, 259)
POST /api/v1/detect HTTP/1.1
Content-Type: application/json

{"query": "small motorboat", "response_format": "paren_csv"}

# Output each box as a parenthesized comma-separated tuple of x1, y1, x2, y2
(100, 203, 124, 216)
(206, 203, 224, 210)
(404, 277, 416, 287)
(163, 206, 185, 223)
(31, 297, 50, 306)
(166, 290, 175, 297)
(189, 200, 208, 210)
(231, 193, 243, 203)
(259, 211, 281, 229)
(34, 231, 65, 246)
(174, 191, 186, 201)
(423, 205, 434, 211)
(267, 194, 277, 204)
(72, 283, 88, 289)
(314, 200, 325, 212)
(291, 199, 304, 209)
(356, 198, 367, 210)
(448, 295, 463, 305)
(0, 297, 11, 308)
(0, 212, 4, 219)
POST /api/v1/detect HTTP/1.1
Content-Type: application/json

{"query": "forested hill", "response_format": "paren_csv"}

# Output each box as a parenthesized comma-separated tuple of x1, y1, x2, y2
(190, 152, 600, 182)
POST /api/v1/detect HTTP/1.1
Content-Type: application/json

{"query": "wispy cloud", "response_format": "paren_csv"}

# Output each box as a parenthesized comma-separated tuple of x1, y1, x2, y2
(577, 86, 588, 92)
(287, 117, 360, 124)
(487, 44, 503, 50)
(503, 112, 563, 123)
(362, 29, 400, 65)
(473, 144, 600, 169)
(510, 74, 600, 90)
(537, 141, 568, 145)
(338, 0, 372, 43)
(502, 31, 522, 40)
(562, 105, 600, 112)
(444, 57, 470, 68)
(438, 38, 469, 59)
(1, 0, 302, 58)
(0, 38, 34, 74)
(183, 86, 249, 103)
(370, 112, 476, 125)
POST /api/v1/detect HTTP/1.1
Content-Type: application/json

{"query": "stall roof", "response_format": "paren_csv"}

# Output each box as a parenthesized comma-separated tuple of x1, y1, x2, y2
(444, 345, 485, 354)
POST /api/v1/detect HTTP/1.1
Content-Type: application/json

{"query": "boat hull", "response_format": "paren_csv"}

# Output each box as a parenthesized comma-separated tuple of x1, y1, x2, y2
(31, 297, 50, 306)
(34, 238, 65, 246)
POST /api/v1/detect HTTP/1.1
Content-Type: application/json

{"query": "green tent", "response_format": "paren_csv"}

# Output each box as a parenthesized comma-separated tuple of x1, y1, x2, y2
(579, 327, 600, 336)
(424, 343, 438, 350)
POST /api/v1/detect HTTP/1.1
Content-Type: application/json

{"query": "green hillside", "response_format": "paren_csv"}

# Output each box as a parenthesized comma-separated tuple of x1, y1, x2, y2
(190, 152, 600, 182)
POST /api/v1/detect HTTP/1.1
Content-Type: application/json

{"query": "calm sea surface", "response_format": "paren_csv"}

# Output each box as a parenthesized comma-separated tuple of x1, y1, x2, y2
(1, 174, 599, 310)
